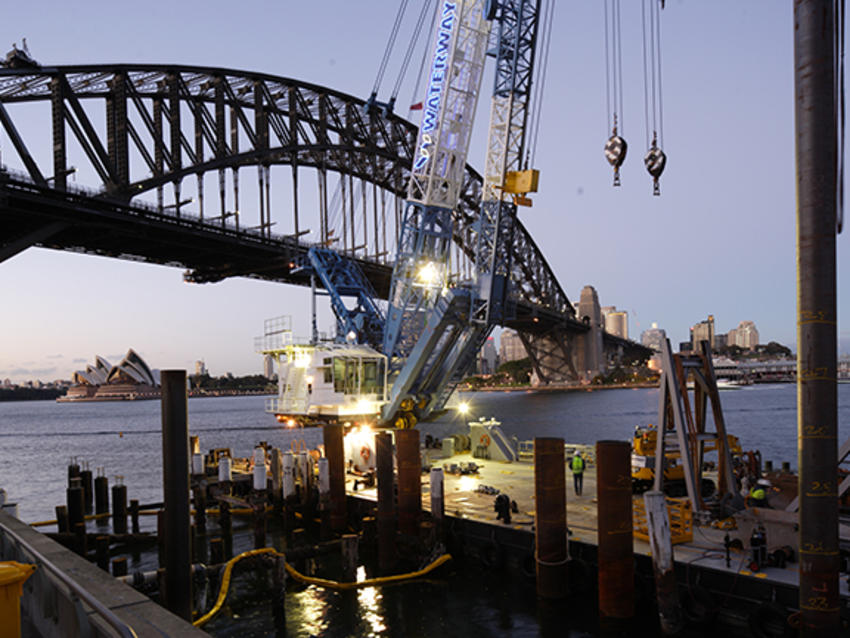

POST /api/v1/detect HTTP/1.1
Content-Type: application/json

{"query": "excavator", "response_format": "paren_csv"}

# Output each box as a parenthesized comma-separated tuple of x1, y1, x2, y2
(631, 423, 742, 497)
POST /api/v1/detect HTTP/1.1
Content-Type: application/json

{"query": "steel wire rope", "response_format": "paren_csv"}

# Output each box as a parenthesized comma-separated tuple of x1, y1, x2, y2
(641, 0, 651, 149)
(409, 0, 439, 116)
(528, 0, 556, 168)
(654, 0, 664, 148)
(605, 0, 624, 132)
(836, 0, 845, 233)
(392, 0, 435, 103)
(648, 0, 657, 143)
(373, 0, 411, 97)
(325, 175, 345, 251)
(604, 0, 612, 133)
(615, 0, 624, 133)
(642, 0, 664, 146)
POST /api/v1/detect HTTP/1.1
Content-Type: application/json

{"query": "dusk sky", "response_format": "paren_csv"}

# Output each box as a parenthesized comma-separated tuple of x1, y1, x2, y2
(0, 1, 846, 383)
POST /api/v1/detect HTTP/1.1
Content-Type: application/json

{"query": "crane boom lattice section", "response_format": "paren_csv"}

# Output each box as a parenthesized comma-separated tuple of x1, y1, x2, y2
(383, 0, 491, 373)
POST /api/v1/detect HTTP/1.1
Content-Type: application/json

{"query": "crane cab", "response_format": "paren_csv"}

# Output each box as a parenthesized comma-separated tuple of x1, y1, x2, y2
(265, 342, 388, 428)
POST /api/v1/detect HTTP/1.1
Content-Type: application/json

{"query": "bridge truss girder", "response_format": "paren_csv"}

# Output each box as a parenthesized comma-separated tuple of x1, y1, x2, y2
(0, 64, 576, 328)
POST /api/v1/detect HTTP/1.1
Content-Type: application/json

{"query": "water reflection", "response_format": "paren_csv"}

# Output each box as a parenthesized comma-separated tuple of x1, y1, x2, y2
(356, 566, 387, 636)
(291, 586, 330, 636)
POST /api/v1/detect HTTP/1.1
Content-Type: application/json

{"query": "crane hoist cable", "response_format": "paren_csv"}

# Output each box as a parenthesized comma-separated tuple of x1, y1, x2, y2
(603, 0, 627, 186)
(408, 1, 439, 116)
(836, 0, 845, 233)
(372, 0, 411, 100)
(369, 0, 434, 115)
(391, 0, 435, 106)
(642, 0, 667, 195)
(528, 0, 555, 169)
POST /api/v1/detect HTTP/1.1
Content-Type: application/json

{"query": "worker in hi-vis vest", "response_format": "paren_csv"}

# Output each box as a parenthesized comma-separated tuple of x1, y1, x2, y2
(571, 451, 585, 496)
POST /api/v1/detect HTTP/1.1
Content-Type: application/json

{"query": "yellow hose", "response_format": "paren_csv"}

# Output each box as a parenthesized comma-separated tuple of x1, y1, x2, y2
(193, 548, 453, 627)
(194, 548, 281, 627)
(30, 512, 111, 527)
(284, 553, 452, 591)
(31, 504, 274, 527)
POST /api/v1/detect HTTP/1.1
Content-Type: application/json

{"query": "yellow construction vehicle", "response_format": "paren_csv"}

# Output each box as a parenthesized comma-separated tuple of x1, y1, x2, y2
(631, 425, 741, 497)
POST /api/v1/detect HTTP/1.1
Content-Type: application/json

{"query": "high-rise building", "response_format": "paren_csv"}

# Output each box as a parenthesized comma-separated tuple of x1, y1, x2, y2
(601, 306, 628, 339)
(194, 360, 207, 376)
(499, 328, 526, 363)
(478, 337, 498, 375)
(640, 322, 666, 352)
(735, 321, 759, 349)
(605, 311, 629, 339)
(691, 315, 715, 349)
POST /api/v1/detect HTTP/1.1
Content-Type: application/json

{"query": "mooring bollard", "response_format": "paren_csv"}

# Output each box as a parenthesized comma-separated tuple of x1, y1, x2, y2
(396, 429, 421, 538)
(80, 464, 93, 515)
(67, 477, 84, 532)
(534, 437, 568, 599)
(130, 499, 140, 535)
(429, 467, 445, 538)
(112, 481, 128, 535)
(210, 537, 224, 565)
(375, 431, 396, 571)
(252, 446, 268, 549)
(644, 490, 684, 635)
(318, 457, 331, 540)
(94, 469, 109, 522)
(55, 505, 69, 534)
(282, 452, 296, 537)
(217, 454, 233, 538)
(74, 522, 87, 556)
(193, 484, 207, 531)
(271, 448, 283, 514)
(67, 458, 80, 485)
(161, 369, 192, 621)
(112, 556, 128, 577)
(157, 509, 166, 568)
(273, 552, 287, 626)
(298, 452, 311, 506)
(323, 424, 346, 532)
(342, 534, 359, 582)
(253, 446, 267, 492)
(218, 453, 232, 485)
(596, 440, 635, 626)
(96, 535, 110, 571)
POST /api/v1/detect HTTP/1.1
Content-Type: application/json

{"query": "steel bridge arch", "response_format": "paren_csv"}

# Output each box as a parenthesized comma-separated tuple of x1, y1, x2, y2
(0, 63, 573, 318)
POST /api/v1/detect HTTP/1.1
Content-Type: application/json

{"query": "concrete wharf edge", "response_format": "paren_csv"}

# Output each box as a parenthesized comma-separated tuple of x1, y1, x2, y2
(346, 450, 850, 617)
(0, 510, 206, 638)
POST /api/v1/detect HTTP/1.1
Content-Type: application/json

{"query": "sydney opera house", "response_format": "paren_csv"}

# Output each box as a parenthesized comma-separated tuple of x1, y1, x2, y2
(59, 349, 161, 402)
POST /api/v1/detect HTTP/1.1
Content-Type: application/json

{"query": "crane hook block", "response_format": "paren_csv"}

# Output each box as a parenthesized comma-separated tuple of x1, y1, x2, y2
(605, 134, 627, 187)
(644, 145, 667, 196)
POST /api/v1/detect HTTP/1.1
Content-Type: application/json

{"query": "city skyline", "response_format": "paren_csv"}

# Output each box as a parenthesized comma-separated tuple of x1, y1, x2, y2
(1, 1, 847, 384)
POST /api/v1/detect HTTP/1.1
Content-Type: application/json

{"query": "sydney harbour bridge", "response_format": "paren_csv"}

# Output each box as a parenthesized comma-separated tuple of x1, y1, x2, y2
(0, 61, 650, 382)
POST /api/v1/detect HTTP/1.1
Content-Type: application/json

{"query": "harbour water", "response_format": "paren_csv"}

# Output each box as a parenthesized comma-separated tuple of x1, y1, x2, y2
(2, 383, 849, 525)
(1, 384, 849, 637)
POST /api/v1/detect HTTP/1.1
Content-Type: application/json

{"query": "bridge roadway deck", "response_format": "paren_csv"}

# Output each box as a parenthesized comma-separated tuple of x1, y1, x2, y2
(0, 172, 591, 336)
(345, 450, 850, 607)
